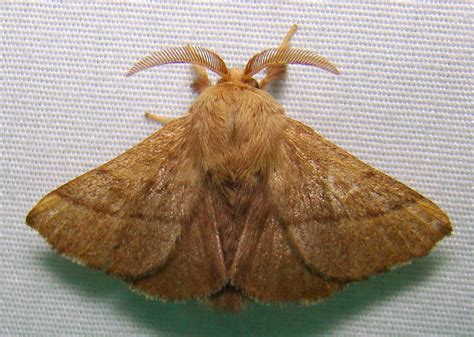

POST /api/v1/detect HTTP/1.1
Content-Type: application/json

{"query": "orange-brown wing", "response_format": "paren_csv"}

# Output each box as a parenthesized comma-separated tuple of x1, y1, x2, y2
(27, 117, 227, 299)
(129, 192, 227, 300)
(230, 188, 344, 303)
(270, 118, 452, 282)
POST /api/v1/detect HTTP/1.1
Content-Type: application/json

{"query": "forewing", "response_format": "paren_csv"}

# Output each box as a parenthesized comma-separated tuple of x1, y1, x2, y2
(271, 118, 452, 281)
(27, 117, 202, 279)
(230, 187, 344, 303)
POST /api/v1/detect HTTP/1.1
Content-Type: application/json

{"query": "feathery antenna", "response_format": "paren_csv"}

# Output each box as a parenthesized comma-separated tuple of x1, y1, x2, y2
(127, 46, 228, 77)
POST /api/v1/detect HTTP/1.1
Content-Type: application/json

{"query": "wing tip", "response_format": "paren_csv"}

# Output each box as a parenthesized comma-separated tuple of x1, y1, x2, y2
(415, 198, 453, 237)
(26, 193, 60, 228)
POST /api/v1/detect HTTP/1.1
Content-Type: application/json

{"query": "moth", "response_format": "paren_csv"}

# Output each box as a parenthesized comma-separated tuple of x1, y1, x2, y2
(27, 25, 452, 313)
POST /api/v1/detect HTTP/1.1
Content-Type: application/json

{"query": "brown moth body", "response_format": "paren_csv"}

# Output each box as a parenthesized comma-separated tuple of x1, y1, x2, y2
(26, 25, 451, 313)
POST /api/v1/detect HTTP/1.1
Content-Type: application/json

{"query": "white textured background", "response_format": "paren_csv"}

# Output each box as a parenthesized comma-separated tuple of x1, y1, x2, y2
(1, 2, 472, 337)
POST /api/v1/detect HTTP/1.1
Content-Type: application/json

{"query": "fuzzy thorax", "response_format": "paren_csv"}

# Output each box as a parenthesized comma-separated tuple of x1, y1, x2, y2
(187, 79, 286, 200)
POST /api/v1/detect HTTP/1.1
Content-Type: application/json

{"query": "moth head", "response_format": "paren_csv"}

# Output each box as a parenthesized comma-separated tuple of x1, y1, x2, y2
(217, 68, 260, 88)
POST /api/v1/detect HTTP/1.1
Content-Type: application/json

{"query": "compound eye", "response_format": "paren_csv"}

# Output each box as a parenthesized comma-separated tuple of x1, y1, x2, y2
(247, 78, 260, 89)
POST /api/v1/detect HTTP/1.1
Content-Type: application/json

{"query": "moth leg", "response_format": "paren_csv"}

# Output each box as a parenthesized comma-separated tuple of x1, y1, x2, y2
(191, 65, 211, 94)
(260, 24, 298, 89)
(280, 24, 298, 48)
(144, 112, 174, 125)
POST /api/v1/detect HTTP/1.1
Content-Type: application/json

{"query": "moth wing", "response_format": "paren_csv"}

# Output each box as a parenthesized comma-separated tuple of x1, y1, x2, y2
(230, 188, 344, 303)
(27, 117, 227, 295)
(271, 118, 452, 281)
(129, 192, 227, 300)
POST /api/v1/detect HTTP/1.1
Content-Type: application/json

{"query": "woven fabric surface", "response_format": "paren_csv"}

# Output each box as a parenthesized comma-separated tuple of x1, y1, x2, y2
(1, 3, 472, 336)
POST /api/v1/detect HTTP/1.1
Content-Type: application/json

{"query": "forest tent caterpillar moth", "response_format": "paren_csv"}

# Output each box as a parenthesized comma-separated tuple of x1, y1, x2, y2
(26, 25, 451, 313)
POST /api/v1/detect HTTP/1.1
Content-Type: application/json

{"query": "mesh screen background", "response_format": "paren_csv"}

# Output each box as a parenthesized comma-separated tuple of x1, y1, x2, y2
(2, 3, 472, 336)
